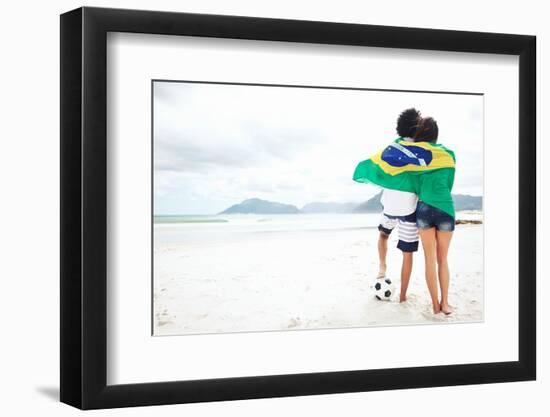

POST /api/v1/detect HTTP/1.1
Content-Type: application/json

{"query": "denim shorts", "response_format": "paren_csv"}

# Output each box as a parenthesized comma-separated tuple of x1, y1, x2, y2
(416, 201, 455, 232)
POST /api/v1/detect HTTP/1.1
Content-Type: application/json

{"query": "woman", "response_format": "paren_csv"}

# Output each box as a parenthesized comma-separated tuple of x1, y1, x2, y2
(413, 117, 455, 314)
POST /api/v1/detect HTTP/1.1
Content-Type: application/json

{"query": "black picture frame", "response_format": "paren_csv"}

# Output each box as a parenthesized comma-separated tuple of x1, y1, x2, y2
(60, 6, 536, 410)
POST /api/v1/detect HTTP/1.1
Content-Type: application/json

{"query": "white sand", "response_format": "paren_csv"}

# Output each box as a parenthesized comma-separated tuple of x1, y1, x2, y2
(153, 212, 483, 336)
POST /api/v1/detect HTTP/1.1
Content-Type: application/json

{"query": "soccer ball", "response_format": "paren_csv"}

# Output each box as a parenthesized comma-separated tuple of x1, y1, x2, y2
(374, 278, 395, 301)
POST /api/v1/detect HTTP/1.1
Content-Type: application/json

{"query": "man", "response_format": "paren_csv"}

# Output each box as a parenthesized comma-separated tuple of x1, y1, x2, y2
(375, 108, 421, 302)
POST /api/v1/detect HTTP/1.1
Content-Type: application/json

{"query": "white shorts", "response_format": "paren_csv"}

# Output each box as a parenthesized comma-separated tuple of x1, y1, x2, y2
(378, 212, 419, 252)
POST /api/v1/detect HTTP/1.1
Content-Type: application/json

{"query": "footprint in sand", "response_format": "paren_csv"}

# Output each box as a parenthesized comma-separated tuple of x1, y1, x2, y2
(287, 317, 302, 329)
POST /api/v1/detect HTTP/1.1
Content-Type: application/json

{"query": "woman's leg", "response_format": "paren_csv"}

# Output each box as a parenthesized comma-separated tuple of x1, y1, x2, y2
(436, 230, 453, 314)
(419, 227, 440, 313)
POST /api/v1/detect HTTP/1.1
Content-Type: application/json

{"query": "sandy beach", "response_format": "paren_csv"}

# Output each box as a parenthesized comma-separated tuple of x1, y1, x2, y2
(153, 212, 483, 336)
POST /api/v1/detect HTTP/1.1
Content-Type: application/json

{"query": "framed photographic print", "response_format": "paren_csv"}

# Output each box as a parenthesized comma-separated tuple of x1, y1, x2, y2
(60, 6, 536, 409)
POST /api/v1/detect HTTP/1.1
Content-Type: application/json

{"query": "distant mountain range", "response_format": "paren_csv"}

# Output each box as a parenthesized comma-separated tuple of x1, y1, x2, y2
(220, 198, 300, 214)
(452, 194, 483, 211)
(353, 192, 383, 213)
(219, 193, 482, 215)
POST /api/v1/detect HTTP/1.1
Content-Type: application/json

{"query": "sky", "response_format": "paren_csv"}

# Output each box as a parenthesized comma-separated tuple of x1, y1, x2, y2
(153, 81, 483, 215)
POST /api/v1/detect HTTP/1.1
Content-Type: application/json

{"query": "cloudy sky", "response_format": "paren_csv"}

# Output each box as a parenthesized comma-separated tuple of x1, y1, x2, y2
(154, 81, 483, 215)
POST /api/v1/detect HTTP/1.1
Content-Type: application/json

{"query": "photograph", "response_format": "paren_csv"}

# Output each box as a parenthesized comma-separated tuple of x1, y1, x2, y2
(152, 80, 484, 336)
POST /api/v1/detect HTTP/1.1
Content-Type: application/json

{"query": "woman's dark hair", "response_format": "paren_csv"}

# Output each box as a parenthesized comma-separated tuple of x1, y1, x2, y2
(413, 117, 439, 143)
(396, 108, 421, 138)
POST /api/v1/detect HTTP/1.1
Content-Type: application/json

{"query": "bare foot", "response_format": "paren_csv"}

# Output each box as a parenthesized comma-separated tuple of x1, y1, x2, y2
(433, 302, 441, 314)
(440, 302, 453, 315)
(377, 264, 387, 278)
(399, 294, 407, 303)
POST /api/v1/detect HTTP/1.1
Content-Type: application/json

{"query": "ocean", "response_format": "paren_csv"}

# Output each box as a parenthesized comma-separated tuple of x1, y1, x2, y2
(153, 213, 382, 245)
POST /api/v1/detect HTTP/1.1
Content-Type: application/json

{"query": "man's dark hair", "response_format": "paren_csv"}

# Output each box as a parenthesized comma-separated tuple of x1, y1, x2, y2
(413, 117, 439, 143)
(396, 108, 421, 138)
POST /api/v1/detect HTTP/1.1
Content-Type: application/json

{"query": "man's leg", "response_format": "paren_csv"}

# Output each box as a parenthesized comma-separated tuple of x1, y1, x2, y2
(377, 232, 390, 278)
(396, 214, 419, 302)
(377, 214, 395, 278)
(400, 252, 413, 302)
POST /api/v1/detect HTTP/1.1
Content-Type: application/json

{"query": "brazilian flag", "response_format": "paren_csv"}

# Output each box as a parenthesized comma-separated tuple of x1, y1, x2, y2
(353, 139, 457, 218)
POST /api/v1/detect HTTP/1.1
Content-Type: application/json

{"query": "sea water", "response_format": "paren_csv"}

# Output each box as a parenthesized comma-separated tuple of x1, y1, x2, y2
(154, 213, 382, 246)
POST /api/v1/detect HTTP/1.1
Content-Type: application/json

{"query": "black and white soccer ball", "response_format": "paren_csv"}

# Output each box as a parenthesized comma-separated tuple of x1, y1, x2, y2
(373, 278, 395, 301)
